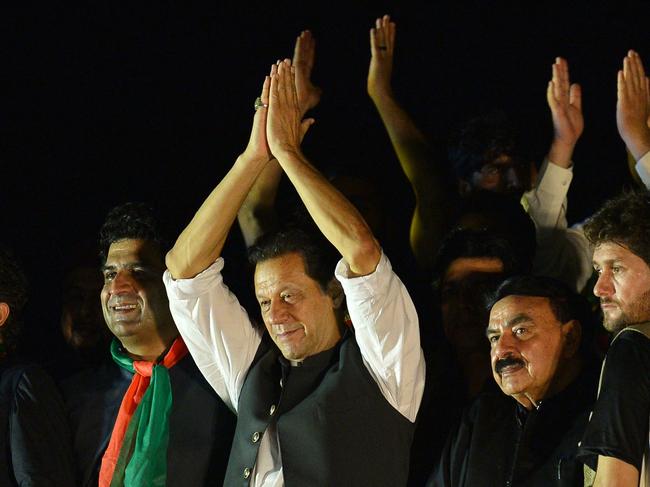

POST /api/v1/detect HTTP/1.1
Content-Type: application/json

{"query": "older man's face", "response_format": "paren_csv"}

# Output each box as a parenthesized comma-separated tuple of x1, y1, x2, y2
(254, 252, 341, 361)
(487, 295, 574, 407)
(593, 242, 650, 333)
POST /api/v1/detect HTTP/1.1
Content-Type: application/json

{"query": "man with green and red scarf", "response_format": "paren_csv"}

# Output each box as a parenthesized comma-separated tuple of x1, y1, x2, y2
(63, 203, 235, 487)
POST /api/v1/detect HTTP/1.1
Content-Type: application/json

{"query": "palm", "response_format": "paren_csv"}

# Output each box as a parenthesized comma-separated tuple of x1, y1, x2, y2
(367, 15, 395, 98)
(293, 30, 321, 116)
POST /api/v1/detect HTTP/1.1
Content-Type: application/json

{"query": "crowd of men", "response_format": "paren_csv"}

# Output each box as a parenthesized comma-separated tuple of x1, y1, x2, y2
(1, 14, 650, 487)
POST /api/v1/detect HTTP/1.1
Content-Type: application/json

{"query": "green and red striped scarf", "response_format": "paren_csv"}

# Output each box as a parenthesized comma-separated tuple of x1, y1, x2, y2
(99, 337, 188, 487)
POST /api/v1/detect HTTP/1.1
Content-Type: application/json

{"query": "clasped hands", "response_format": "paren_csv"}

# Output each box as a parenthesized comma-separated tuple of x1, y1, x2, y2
(243, 60, 316, 165)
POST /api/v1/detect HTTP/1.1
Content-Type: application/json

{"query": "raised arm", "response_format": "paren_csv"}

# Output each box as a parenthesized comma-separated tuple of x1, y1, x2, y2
(166, 71, 274, 279)
(546, 57, 583, 168)
(237, 31, 322, 247)
(617, 50, 650, 162)
(367, 15, 449, 270)
(524, 57, 592, 291)
(268, 59, 380, 276)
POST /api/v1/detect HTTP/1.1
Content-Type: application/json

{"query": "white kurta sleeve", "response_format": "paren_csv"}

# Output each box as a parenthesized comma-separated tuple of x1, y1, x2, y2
(163, 258, 262, 413)
(635, 151, 650, 189)
(523, 159, 593, 293)
(335, 252, 425, 423)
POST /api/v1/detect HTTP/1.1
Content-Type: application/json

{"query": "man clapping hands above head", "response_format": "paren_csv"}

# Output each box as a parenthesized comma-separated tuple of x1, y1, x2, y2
(165, 60, 425, 487)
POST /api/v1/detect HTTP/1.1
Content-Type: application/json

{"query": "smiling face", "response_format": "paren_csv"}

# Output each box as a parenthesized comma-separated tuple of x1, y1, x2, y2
(101, 239, 177, 359)
(487, 295, 574, 407)
(254, 252, 341, 361)
(592, 242, 650, 333)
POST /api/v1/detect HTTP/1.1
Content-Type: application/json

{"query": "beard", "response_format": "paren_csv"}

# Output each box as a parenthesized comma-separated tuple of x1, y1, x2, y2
(602, 288, 650, 333)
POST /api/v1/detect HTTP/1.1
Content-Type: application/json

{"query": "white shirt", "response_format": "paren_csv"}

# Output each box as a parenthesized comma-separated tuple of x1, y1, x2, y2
(522, 158, 593, 293)
(163, 252, 425, 487)
(635, 151, 650, 189)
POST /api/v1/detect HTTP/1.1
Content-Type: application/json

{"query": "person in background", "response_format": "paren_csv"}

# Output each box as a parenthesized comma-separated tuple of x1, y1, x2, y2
(0, 245, 75, 486)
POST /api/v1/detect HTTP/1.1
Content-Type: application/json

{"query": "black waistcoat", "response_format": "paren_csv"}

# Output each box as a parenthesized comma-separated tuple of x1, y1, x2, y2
(225, 332, 415, 487)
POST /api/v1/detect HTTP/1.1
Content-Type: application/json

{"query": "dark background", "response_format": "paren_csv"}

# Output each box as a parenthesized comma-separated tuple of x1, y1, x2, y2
(1, 0, 649, 361)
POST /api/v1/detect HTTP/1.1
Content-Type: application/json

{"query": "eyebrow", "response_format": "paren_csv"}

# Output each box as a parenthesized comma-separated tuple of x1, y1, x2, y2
(101, 262, 148, 273)
(485, 313, 534, 337)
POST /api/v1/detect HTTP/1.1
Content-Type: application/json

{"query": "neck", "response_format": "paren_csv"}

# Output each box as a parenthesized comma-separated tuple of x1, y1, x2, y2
(514, 356, 583, 411)
(122, 334, 178, 362)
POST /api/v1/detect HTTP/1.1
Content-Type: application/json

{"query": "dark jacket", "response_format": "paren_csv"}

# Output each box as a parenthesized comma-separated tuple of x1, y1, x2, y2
(429, 366, 599, 487)
(62, 353, 236, 487)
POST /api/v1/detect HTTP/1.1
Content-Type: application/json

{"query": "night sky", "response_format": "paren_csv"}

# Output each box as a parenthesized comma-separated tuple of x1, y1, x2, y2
(2, 0, 649, 361)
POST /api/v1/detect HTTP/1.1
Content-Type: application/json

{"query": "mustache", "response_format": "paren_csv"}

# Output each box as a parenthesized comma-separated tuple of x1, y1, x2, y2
(600, 298, 619, 305)
(495, 356, 525, 374)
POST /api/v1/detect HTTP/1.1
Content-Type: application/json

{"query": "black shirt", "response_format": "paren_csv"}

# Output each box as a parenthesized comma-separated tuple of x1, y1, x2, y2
(578, 331, 650, 472)
(0, 362, 75, 487)
(428, 366, 598, 487)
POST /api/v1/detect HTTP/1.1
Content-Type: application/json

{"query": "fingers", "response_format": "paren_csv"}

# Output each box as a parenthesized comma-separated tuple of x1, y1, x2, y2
(620, 50, 649, 105)
(569, 83, 582, 111)
(300, 117, 315, 141)
(294, 30, 315, 71)
(551, 57, 570, 103)
(261, 76, 270, 106)
(370, 14, 395, 55)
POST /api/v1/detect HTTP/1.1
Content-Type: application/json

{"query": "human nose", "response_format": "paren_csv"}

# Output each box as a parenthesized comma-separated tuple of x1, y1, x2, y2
(493, 331, 517, 359)
(593, 271, 614, 298)
(108, 271, 136, 295)
(268, 299, 290, 325)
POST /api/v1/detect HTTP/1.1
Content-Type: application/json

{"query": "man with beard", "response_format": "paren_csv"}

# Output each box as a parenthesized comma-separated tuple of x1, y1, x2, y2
(577, 189, 650, 486)
(429, 276, 598, 486)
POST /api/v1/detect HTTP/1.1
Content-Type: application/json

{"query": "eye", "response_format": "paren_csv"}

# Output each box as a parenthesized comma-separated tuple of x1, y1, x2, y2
(487, 335, 499, 345)
(612, 265, 623, 274)
(259, 299, 271, 311)
(513, 327, 528, 338)
(593, 265, 602, 275)
(103, 271, 116, 282)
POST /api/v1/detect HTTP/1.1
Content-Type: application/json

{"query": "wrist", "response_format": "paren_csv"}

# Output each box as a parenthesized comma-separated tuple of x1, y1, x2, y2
(271, 145, 304, 162)
(548, 139, 576, 168)
(368, 84, 394, 102)
(622, 128, 650, 161)
(238, 151, 270, 168)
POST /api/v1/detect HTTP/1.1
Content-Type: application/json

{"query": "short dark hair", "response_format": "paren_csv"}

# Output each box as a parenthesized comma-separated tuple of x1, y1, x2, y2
(451, 192, 537, 274)
(434, 227, 531, 281)
(584, 189, 650, 267)
(99, 202, 167, 264)
(449, 111, 517, 181)
(0, 246, 28, 354)
(487, 275, 596, 356)
(248, 229, 338, 292)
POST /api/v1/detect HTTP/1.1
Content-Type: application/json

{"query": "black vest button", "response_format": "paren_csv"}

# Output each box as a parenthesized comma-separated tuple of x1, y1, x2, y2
(243, 467, 251, 479)
(269, 404, 276, 415)
(252, 431, 260, 443)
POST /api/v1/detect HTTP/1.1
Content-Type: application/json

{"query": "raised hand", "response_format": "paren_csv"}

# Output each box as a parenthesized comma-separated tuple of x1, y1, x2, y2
(368, 14, 396, 100)
(617, 50, 650, 160)
(546, 57, 583, 167)
(293, 30, 321, 116)
(242, 66, 273, 163)
(267, 60, 315, 158)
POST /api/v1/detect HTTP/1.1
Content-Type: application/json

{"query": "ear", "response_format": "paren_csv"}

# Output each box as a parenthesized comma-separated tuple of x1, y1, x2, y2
(0, 303, 10, 327)
(326, 278, 345, 309)
(561, 319, 582, 358)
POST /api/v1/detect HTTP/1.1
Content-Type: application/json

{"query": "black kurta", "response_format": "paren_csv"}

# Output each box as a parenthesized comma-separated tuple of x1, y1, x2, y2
(428, 366, 598, 487)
